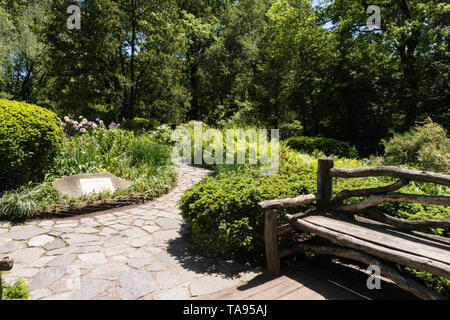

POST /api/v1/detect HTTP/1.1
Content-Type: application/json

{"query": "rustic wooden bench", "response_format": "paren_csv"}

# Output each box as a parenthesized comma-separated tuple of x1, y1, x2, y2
(258, 158, 450, 300)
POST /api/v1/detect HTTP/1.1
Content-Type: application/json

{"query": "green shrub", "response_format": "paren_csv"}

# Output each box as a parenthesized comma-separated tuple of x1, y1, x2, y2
(0, 99, 63, 189)
(122, 117, 160, 132)
(180, 163, 317, 262)
(382, 118, 450, 173)
(1, 277, 30, 300)
(279, 120, 304, 140)
(285, 136, 358, 158)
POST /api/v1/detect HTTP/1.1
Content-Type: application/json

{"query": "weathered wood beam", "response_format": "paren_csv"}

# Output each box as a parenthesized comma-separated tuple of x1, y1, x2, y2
(285, 214, 450, 279)
(0, 257, 13, 271)
(280, 244, 443, 300)
(277, 224, 295, 236)
(265, 209, 280, 274)
(317, 158, 334, 211)
(346, 208, 450, 231)
(334, 193, 450, 211)
(330, 179, 409, 205)
(330, 166, 450, 186)
(257, 194, 317, 212)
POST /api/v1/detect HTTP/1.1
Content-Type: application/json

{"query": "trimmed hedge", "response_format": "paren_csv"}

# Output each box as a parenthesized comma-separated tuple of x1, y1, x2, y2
(0, 99, 63, 188)
(285, 136, 358, 158)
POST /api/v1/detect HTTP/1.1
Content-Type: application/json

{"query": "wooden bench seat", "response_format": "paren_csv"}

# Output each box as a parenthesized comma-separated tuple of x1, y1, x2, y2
(259, 158, 450, 299)
(286, 211, 450, 279)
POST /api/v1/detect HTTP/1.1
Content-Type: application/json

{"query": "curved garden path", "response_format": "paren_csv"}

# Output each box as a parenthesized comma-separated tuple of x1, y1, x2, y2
(0, 164, 261, 300)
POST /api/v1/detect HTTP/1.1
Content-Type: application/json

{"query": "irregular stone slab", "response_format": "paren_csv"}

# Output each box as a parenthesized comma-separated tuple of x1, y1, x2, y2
(38, 221, 54, 228)
(29, 267, 67, 290)
(74, 246, 102, 254)
(120, 227, 147, 238)
(134, 219, 145, 227)
(99, 227, 116, 236)
(155, 218, 181, 230)
(152, 229, 180, 242)
(109, 224, 129, 231)
(31, 256, 57, 268)
(46, 247, 76, 256)
(2, 225, 47, 240)
(78, 253, 107, 264)
(43, 239, 66, 251)
(86, 263, 131, 280)
(126, 257, 154, 269)
(146, 263, 168, 272)
(9, 247, 45, 264)
(61, 233, 103, 246)
(30, 288, 49, 300)
(74, 227, 99, 234)
(118, 271, 157, 299)
(5, 265, 39, 279)
(142, 225, 160, 234)
(153, 287, 189, 300)
(0, 240, 27, 253)
(47, 254, 76, 267)
(189, 275, 238, 297)
(105, 245, 134, 257)
(52, 172, 132, 198)
(155, 271, 181, 289)
(129, 236, 152, 248)
(71, 279, 112, 300)
(28, 234, 54, 247)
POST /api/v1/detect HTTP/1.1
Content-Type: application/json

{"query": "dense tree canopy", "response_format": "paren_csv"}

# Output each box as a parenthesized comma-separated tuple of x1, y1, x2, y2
(0, 0, 448, 155)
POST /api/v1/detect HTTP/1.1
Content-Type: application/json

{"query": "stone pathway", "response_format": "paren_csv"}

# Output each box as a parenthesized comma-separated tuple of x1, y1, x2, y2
(0, 164, 261, 300)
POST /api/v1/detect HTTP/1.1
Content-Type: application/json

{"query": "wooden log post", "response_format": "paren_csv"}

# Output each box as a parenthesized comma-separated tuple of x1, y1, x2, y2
(265, 209, 280, 274)
(317, 158, 334, 212)
(0, 257, 14, 301)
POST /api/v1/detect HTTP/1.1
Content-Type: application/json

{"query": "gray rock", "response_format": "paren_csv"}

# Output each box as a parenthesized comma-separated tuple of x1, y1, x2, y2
(8, 247, 45, 264)
(47, 254, 76, 267)
(189, 275, 237, 297)
(2, 225, 47, 240)
(70, 279, 112, 300)
(43, 239, 66, 251)
(0, 240, 27, 253)
(61, 233, 103, 246)
(155, 218, 181, 230)
(29, 267, 68, 290)
(28, 234, 54, 247)
(126, 257, 154, 269)
(118, 271, 157, 299)
(78, 253, 107, 264)
(30, 289, 50, 300)
(120, 227, 148, 238)
(52, 172, 132, 198)
(153, 287, 189, 300)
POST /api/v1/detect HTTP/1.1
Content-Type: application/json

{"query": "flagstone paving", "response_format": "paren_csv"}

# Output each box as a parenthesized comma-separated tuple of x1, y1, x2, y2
(0, 164, 262, 300)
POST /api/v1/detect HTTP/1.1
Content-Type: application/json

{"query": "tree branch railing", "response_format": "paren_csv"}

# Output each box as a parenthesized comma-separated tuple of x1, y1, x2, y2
(258, 158, 450, 299)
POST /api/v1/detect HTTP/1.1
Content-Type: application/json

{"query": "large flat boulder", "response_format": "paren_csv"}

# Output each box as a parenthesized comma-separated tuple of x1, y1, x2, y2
(52, 173, 133, 198)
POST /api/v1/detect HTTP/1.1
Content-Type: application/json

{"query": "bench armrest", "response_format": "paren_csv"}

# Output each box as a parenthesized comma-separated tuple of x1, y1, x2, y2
(257, 194, 318, 212)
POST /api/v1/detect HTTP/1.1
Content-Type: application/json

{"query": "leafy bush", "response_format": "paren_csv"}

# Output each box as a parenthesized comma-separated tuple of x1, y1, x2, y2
(279, 120, 304, 140)
(0, 99, 63, 189)
(285, 136, 358, 158)
(122, 117, 160, 132)
(382, 118, 450, 173)
(1, 277, 30, 300)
